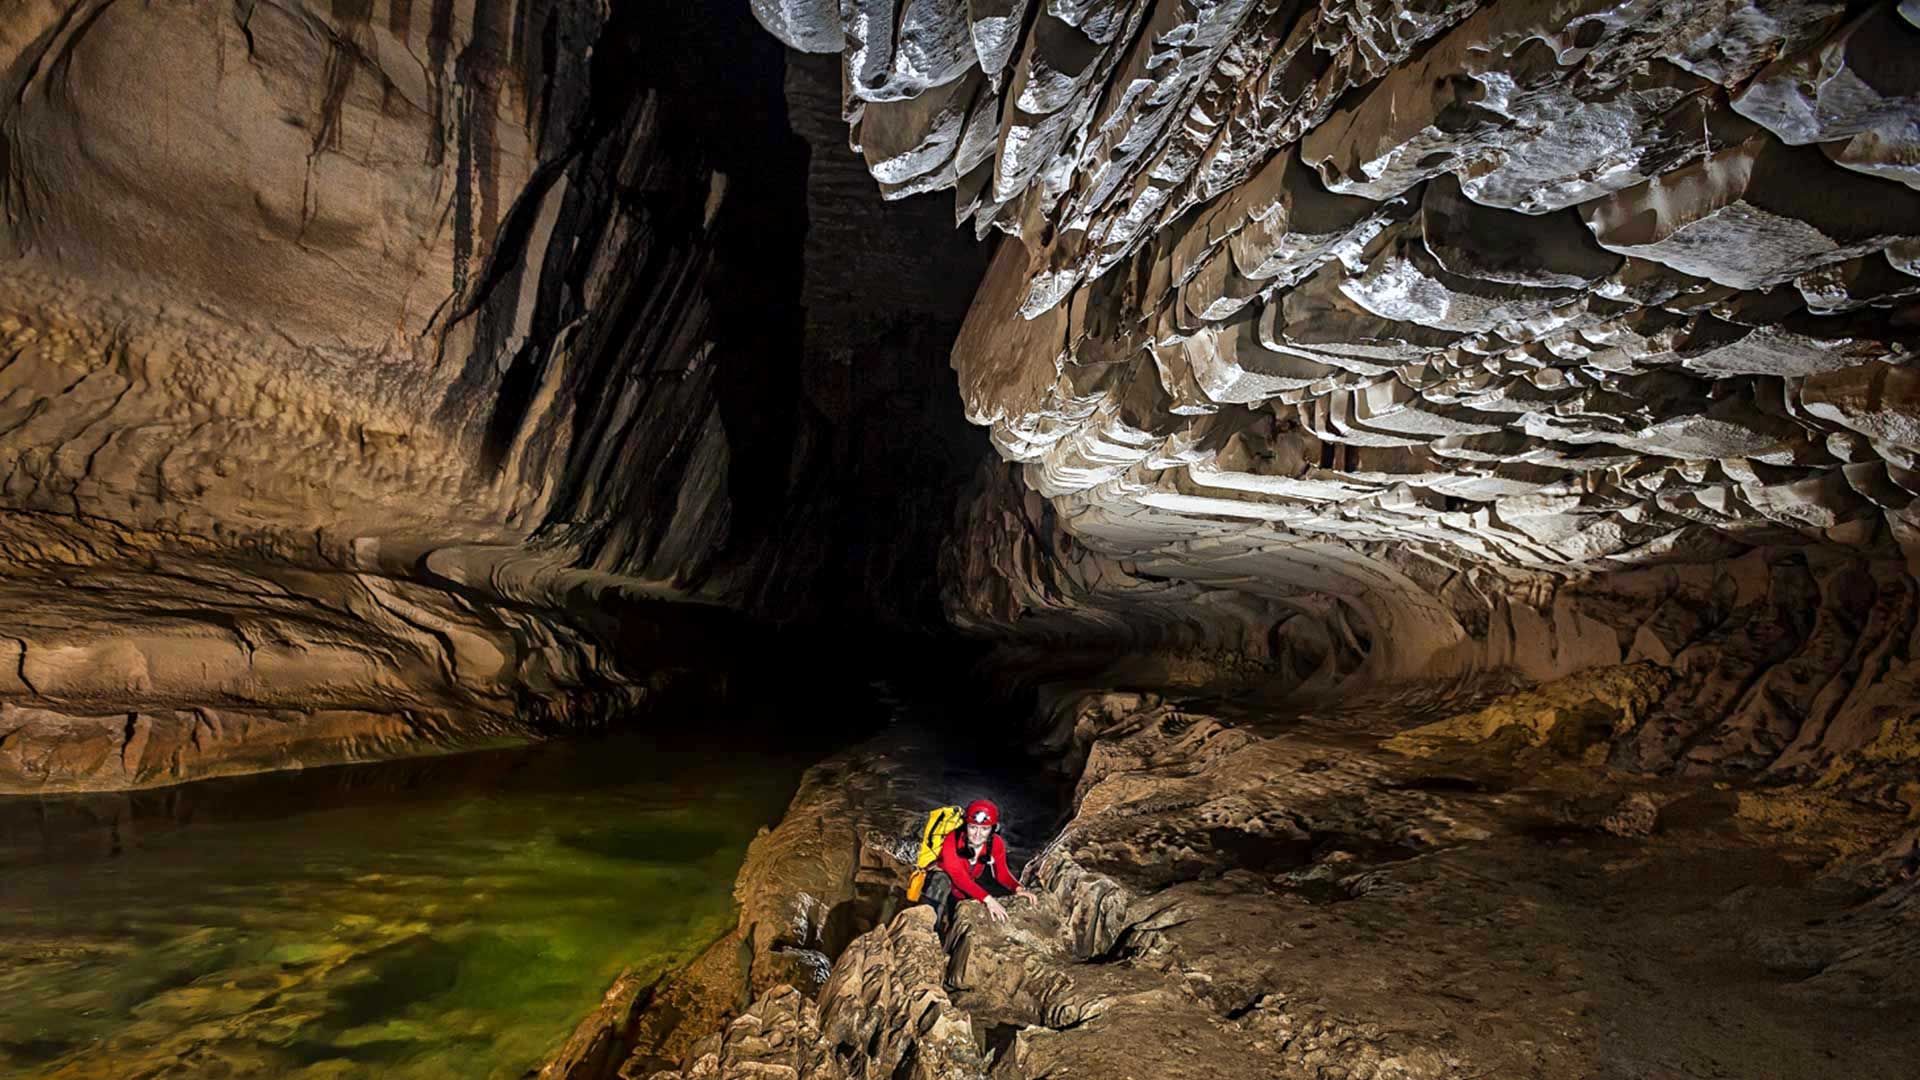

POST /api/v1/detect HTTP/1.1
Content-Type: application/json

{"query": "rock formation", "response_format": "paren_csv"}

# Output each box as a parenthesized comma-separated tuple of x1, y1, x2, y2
(602, 6, 1920, 1072)
(6, 0, 1920, 1074)
(3, 1, 1912, 797)
(761, 0, 1920, 784)
(614, 681, 1920, 1080)
(0, 1, 985, 791)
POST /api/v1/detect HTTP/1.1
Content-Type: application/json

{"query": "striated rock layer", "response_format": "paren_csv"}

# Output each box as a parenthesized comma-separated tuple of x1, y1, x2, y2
(768, 0, 1920, 773)
(0, 2, 985, 791)
(0, 0, 777, 790)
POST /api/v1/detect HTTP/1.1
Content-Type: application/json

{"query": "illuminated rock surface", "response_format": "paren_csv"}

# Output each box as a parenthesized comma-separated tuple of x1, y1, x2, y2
(752, 0, 1920, 786)
(2, 0, 1914, 795)
(629, 2, 1920, 1077)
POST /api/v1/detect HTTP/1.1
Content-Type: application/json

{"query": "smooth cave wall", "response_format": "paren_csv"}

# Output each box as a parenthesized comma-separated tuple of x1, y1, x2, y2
(0, 0, 989, 793)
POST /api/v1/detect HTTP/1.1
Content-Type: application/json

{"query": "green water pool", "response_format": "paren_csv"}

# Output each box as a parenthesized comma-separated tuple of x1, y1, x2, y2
(0, 735, 809, 1079)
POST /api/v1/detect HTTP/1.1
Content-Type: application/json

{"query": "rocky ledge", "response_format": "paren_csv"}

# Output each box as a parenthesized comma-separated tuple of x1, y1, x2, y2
(559, 674, 1920, 1079)
(539, 716, 1056, 1079)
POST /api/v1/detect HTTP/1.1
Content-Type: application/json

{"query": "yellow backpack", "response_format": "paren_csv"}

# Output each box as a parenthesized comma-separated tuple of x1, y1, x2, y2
(905, 805, 965, 902)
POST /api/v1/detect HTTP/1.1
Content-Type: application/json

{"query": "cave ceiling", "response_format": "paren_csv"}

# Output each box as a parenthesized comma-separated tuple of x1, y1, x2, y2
(761, 0, 1920, 683)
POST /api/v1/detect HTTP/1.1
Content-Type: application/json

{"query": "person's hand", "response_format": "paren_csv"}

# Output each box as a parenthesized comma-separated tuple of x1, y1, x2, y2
(984, 897, 1009, 923)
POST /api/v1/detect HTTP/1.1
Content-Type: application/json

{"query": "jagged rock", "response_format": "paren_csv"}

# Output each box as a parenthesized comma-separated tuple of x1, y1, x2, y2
(1383, 663, 1674, 762)
(1796, 251, 1920, 313)
(1584, 135, 1920, 290)
(1664, 0, 1849, 87)
(617, 731, 929, 1069)
(752, 0, 846, 53)
(817, 907, 988, 1079)
(1420, 175, 1622, 290)
(1340, 227, 1580, 336)
(643, 984, 833, 1080)
(751, 3, 1920, 716)
(1678, 314, 1916, 376)
(1801, 364, 1920, 450)
(544, 969, 662, 1080)
(1600, 791, 1663, 836)
(647, 910, 992, 1080)
(601, 717, 1058, 1076)
(1218, 152, 1410, 289)
(647, 665, 1920, 1077)
(1300, 4, 1755, 207)
(953, 686, 1920, 1077)
(1733, 1, 1920, 189)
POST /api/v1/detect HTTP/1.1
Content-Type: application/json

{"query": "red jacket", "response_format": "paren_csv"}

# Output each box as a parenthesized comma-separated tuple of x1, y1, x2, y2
(939, 830, 1019, 901)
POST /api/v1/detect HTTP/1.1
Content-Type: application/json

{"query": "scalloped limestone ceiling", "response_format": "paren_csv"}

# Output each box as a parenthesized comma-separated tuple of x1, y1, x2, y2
(763, 0, 1920, 682)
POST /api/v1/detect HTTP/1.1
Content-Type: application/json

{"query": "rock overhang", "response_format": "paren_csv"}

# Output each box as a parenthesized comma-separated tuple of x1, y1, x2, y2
(760, 0, 1920, 706)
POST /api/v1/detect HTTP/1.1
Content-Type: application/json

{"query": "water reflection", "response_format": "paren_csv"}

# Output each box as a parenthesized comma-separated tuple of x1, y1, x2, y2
(0, 734, 810, 1078)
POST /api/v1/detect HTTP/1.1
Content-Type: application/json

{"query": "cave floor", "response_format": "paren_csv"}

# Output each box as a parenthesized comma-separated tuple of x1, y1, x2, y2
(937, 686, 1920, 1080)
(625, 679, 1920, 1079)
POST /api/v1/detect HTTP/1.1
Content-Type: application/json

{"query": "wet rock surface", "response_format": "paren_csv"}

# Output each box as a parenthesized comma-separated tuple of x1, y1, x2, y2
(637, 984, 828, 1080)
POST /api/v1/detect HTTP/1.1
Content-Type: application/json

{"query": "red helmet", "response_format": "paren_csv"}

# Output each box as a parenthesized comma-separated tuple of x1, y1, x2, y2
(964, 799, 1001, 828)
